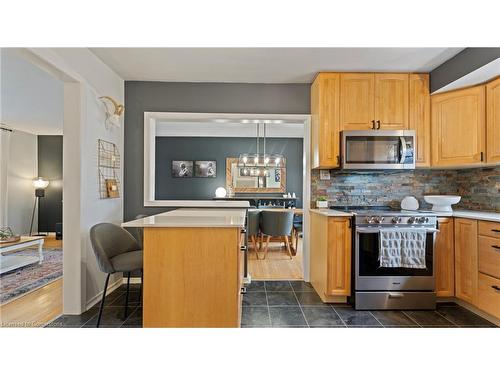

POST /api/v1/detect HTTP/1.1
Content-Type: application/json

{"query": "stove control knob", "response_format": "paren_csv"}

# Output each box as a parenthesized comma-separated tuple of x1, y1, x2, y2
(366, 216, 376, 224)
(407, 217, 416, 224)
(374, 216, 384, 224)
(417, 217, 428, 224)
(392, 217, 401, 224)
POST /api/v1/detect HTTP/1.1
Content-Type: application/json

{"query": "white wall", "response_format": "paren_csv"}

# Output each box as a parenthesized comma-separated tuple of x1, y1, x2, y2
(1, 49, 63, 135)
(27, 48, 124, 313)
(7, 129, 38, 234)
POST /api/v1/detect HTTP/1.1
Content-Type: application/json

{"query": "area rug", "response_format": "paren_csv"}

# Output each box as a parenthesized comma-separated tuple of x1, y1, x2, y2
(0, 248, 62, 305)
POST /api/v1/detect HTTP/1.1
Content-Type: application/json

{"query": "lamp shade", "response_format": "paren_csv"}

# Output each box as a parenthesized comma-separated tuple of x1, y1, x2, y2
(33, 177, 49, 189)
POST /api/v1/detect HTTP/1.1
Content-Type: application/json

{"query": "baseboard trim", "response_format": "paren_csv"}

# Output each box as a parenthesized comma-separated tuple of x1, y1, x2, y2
(85, 277, 123, 311)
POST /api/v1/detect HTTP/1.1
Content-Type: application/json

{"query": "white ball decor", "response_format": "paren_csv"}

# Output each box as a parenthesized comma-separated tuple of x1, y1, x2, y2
(215, 187, 227, 198)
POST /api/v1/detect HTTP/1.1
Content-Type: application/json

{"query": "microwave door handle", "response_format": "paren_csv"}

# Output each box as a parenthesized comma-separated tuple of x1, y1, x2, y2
(399, 137, 407, 163)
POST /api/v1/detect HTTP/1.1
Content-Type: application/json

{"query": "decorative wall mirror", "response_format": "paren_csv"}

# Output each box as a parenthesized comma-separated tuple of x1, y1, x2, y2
(226, 157, 286, 193)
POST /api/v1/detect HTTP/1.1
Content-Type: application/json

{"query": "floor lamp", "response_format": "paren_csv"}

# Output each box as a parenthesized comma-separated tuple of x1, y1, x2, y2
(29, 177, 49, 236)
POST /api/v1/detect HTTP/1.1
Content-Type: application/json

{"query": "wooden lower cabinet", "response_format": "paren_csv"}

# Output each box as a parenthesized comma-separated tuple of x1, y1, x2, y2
(310, 212, 351, 302)
(143, 227, 243, 327)
(454, 218, 478, 304)
(435, 218, 455, 297)
(477, 272, 500, 318)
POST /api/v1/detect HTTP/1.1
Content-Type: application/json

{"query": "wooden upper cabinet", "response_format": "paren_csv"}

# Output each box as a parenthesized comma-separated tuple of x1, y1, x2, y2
(374, 73, 409, 130)
(340, 73, 375, 130)
(326, 217, 351, 296)
(409, 74, 431, 167)
(311, 73, 340, 169)
(455, 218, 478, 304)
(431, 86, 486, 167)
(486, 76, 500, 163)
(435, 218, 455, 297)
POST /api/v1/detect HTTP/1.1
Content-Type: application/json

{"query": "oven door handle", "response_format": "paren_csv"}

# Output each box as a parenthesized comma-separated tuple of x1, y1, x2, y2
(388, 292, 405, 299)
(356, 228, 440, 234)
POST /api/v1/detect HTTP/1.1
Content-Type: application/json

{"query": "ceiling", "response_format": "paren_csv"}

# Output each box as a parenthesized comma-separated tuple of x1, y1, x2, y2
(1, 49, 63, 135)
(91, 48, 464, 83)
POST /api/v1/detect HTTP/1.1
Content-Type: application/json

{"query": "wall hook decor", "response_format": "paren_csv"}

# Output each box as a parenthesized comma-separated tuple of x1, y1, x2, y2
(99, 96, 124, 129)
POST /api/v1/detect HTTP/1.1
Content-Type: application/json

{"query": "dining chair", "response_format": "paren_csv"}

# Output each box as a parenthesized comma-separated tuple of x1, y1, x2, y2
(90, 223, 143, 327)
(260, 210, 295, 259)
(292, 214, 303, 255)
(247, 210, 261, 259)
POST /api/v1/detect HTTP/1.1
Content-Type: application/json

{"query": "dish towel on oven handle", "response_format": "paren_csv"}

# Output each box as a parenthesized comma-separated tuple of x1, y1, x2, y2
(378, 228, 427, 269)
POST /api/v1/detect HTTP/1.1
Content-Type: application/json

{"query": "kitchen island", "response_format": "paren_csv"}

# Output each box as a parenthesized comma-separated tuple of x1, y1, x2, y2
(122, 208, 247, 327)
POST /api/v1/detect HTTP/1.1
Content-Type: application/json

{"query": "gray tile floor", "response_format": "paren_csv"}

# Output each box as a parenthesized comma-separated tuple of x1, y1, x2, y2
(46, 281, 497, 328)
(241, 281, 497, 328)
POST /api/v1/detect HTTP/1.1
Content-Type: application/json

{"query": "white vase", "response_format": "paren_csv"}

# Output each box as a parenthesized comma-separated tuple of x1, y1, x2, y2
(316, 201, 328, 209)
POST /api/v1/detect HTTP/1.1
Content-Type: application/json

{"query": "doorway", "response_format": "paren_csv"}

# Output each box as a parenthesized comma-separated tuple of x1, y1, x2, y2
(0, 49, 64, 326)
(142, 112, 311, 282)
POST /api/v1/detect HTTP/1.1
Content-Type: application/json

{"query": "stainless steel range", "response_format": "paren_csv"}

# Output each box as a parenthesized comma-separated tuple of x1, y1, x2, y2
(331, 206, 438, 310)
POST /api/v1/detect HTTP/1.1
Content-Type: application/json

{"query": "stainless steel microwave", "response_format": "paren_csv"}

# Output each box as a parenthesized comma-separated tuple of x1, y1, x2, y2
(341, 130, 416, 169)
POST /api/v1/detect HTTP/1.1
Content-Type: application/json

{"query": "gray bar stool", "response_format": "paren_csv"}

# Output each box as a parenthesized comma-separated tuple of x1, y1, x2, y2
(90, 223, 143, 327)
(260, 210, 295, 260)
(247, 210, 261, 259)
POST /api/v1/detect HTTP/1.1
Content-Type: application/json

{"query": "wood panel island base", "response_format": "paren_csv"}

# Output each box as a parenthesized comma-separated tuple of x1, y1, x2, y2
(122, 208, 247, 328)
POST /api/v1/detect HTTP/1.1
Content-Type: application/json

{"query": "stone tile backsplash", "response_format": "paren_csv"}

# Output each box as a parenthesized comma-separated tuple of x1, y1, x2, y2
(311, 166, 500, 212)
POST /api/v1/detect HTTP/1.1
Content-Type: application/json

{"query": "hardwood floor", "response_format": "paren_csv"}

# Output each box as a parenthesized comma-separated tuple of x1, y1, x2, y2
(0, 278, 62, 327)
(248, 237, 303, 280)
(0, 233, 63, 327)
(42, 233, 62, 249)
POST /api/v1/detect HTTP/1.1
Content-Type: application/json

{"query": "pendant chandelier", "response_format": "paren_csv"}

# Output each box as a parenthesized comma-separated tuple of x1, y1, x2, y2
(238, 122, 285, 177)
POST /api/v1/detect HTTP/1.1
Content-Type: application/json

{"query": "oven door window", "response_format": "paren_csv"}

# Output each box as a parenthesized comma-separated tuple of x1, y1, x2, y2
(358, 232, 433, 276)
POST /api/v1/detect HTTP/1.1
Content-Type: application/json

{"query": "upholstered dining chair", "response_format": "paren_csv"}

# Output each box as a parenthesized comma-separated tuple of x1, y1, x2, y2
(90, 223, 143, 327)
(247, 210, 261, 259)
(292, 214, 303, 255)
(260, 210, 295, 260)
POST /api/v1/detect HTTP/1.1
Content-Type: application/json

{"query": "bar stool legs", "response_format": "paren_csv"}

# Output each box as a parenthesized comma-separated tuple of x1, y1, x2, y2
(124, 272, 131, 320)
(97, 273, 110, 328)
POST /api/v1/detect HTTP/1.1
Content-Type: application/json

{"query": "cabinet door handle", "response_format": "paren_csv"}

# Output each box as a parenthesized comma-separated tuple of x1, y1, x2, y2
(371, 120, 376, 130)
(336, 155, 341, 165)
(492, 229, 500, 233)
(376, 120, 381, 130)
(480, 151, 484, 162)
(492, 245, 500, 250)
(240, 245, 247, 251)
(492, 286, 500, 292)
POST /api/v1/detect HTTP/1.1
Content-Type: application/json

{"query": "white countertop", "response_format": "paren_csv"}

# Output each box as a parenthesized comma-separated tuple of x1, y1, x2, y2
(121, 208, 247, 228)
(432, 209, 500, 222)
(310, 208, 500, 222)
(309, 208, 354, 217)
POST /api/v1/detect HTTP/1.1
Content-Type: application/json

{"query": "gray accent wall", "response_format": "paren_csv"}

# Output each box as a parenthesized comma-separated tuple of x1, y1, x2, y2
(124, 81, 310, 220)
(430, 48, 500, 92)
(38, 135, 63, 232)
(155, 137, 303, 207)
